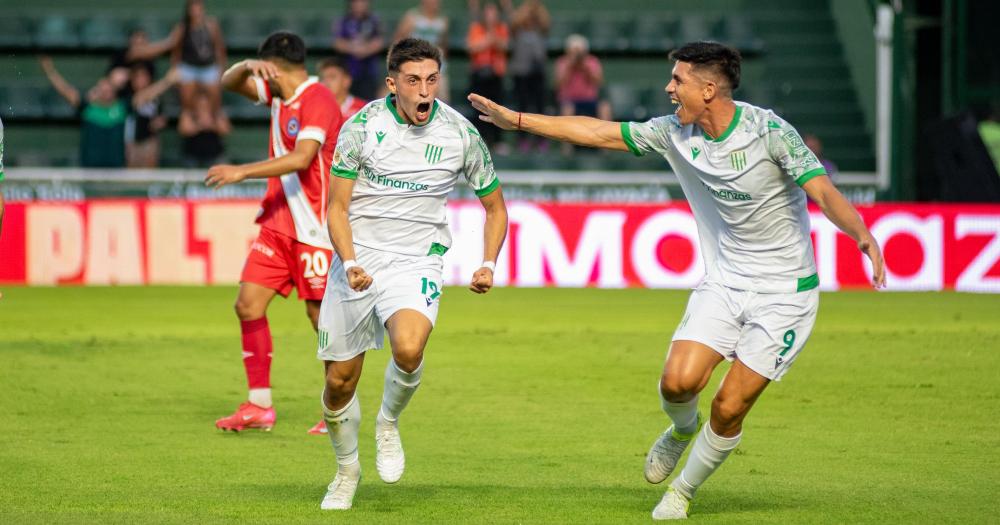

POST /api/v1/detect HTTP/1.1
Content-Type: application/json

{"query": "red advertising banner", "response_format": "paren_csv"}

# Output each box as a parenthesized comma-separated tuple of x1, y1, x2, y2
(1, 199, 998, 292)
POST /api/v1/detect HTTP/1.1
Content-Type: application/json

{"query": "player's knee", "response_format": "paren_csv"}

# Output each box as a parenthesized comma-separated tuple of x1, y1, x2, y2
(391, 343, 424, 373)
(660, 375, 699, 402)
(324, 372, 359, 401)
(234, 297, 264, 321)
(711, 394, 748, 428)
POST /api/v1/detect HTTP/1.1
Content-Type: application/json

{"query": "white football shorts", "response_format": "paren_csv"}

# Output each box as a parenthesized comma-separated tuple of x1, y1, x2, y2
(317, 246, 444, 362)
(672, 280, 819, 381)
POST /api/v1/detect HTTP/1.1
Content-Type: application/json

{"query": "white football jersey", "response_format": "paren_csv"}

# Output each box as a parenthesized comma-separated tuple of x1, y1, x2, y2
(623, 102, 826, 293)
(331, 96, 499, 256)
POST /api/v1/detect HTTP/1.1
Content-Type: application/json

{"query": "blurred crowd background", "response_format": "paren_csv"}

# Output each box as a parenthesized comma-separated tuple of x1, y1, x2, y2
(1, 0, 998, 201)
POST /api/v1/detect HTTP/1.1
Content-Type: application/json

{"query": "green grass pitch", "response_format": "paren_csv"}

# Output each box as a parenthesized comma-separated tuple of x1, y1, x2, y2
(2, 286, 999, 524)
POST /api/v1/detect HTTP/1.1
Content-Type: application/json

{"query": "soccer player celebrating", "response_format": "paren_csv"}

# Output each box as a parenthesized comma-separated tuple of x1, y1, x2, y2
(206, 32, 343, 432)
(469, 41, 886, 520)
(317, 38, 507, 510)
(318, 56, 368, 120)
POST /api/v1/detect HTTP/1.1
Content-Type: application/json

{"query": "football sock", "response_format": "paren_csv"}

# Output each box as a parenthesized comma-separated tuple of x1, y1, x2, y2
(662, 391, 700, 436)
(241, 317, 273, 396)
(248, 388, 272, 409)
(379, 359, 423, 422)
(671, 422, 742, 499)
(323, 392, 361, 466)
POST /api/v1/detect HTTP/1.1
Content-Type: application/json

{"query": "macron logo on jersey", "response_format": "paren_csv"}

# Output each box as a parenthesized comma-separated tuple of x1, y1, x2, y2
(691, 147, 701, 160)
(376, 131, 386, 144)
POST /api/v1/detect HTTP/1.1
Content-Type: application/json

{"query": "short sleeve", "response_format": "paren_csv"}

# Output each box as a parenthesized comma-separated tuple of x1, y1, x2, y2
(766, 116, 826, 186)
(330, 110, 367, 180)
(298, 91, 342, 145)
(463, 126, 499, 197)
(252, 77, 273, 105)
(620, 116, 674, 157)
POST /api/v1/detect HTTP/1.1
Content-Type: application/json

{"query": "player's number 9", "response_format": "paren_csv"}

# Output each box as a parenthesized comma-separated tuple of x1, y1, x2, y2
(301, 251, 330, 278)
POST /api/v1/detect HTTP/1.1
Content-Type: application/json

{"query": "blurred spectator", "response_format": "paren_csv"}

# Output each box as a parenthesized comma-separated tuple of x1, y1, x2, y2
(505, 0, 550, 152)
(804, 133, 839, 181)
(39, 56, 127, 168)
(172, 0, 226, 115)
(126, 66, 180, 168)
(318, 56, 368, 119)
(179, 90, 230, 169)
(107, 29, 158, 99)
(979, 108, 1000, 176)
(394, 0, 450, 100)
(333, 0, 386, 101)
(467, 1, 509, 151)
(555, 34, 602, 118)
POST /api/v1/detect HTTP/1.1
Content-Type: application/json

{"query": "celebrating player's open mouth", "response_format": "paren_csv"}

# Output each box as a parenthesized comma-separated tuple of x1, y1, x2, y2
(415, 101, 432, 122)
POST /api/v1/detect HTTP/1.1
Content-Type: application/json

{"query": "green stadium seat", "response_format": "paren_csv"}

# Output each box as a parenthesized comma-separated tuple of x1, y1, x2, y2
(3, 85, 46, 119)
(0, 16, 34, 48)
(716, 14, 763, 53)
(447, 14, 469, 52)
(546, 13, 587, 51)
(606, 83, 640, 121)
(631, 14, 677, 52)
(300, 14, 333, 51)
(42, 88, 76, 119)
(80, 15, 126, 50)
(132, 15, 173, 42)
(589, 13, 631, 53)
(34, 14, 80, 49)
(678, 13, 717, 45)
(221, 13, 264, 51)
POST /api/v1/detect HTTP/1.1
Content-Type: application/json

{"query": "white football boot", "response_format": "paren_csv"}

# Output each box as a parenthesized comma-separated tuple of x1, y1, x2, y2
(644, 414, 701, 484)
(320, 463, 361, 510)
(375, 411, 405, 483)
(652, 486, 691, 520)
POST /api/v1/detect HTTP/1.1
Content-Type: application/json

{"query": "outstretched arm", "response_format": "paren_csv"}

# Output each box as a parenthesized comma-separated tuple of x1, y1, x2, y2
(802, 175, 886, 288)
(39, 56, 80, 108)
(204, 138, 320, 188)
(468, 93, 630, 152)
(470, 187, 508, 294)
(327, 175, 372, 292)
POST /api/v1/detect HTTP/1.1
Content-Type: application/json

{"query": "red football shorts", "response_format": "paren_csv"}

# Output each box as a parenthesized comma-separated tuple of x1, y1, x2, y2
(240, 227, 332, 301)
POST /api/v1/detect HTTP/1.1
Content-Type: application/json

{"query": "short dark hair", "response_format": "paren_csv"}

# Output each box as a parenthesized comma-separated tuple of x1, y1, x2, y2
(669, 41, 741, 94)
(386, 38, 441, 75)
(258, 31, 306, 65)
(318, 56, 350, 76)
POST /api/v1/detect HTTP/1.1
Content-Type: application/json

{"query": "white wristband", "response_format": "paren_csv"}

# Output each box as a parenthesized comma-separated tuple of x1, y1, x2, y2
(481, 261, 496, 272)
(343, 259, 358, 272)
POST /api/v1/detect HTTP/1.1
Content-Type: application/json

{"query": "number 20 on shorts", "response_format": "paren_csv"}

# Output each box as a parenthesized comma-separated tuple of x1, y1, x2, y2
(301, 251, 330, 279)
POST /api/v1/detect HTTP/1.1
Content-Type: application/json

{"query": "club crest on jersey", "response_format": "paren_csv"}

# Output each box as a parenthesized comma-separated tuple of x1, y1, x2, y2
(730, 150, 747, 170)
(286, 117, 300, 137)
(424, 144, 444, 164)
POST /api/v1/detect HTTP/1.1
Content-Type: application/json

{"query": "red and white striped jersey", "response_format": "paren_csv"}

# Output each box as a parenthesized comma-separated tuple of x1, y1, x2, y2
(253, 76, 343, 248)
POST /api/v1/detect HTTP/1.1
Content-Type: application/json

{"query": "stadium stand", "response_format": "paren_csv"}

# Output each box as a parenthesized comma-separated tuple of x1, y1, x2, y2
(0, 0, 874, 172)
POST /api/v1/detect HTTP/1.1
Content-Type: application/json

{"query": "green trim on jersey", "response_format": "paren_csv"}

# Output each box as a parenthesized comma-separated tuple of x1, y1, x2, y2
(427, 242, 449, 256)
(474, 178, 500, 197)
(427, 100, 440, 124)
(386, 95, 406, 124)
(620, 122, 643, 157)
(702, 105, 743, 142)
(385, 95, 440, 126)
(331, 165, 358, 180)
(796, 273, 819, 292)
(795, 168, 826, 187)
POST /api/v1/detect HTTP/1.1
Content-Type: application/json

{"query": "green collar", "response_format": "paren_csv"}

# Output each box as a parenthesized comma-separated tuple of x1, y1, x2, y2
(386, 95, 439, 126)
(702, 104, 742, 142)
